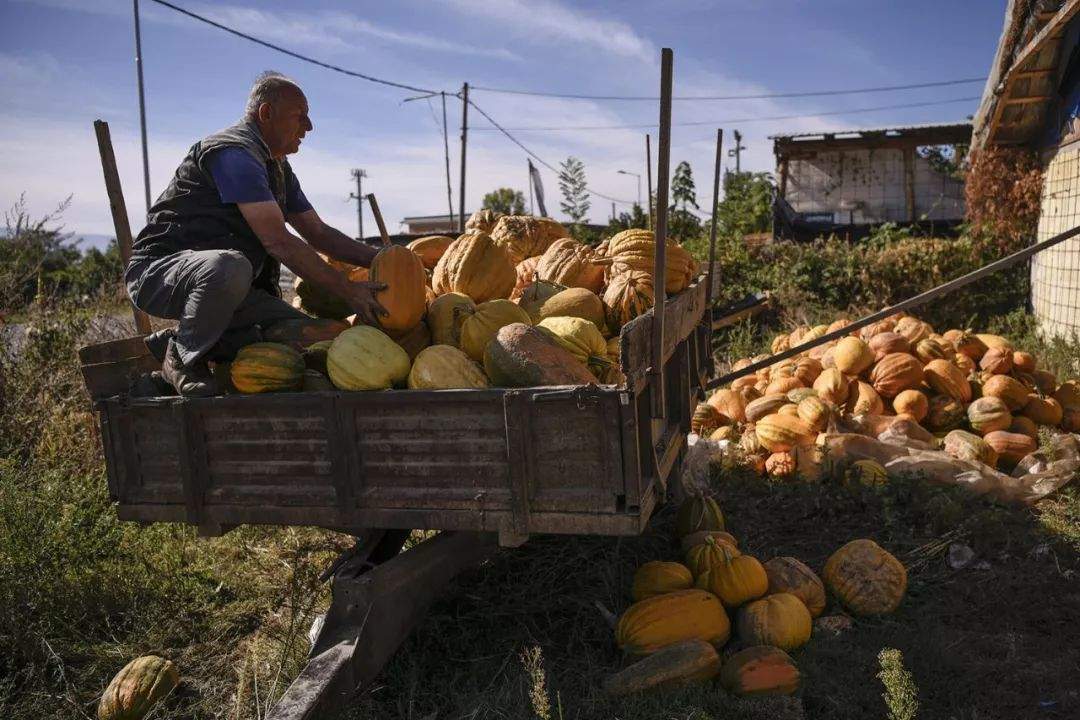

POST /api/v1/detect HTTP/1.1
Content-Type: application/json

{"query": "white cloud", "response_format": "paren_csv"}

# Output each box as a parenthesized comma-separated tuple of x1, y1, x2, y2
(442, 0, 656, 63)
(14, 0, 520, 61)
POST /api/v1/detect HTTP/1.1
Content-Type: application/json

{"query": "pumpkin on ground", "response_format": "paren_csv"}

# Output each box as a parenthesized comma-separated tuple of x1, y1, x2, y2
(602, 639, 721, 696)
(482, 323, 597, 387)
(846, 459, 888, 486)
(1021, 395, 1063, 426)
(694, 546, 769, 608)
(458, 299, 533, 362)
(708, 389, 747, 424)
(736, 593, 812, 651)
(675, 495, 725, 538)
(745, 394, 790, 423)
(98, 655, 179, 720)
(823, 539, 907, 616)
(943, 430, 998, 467)
(431, 232, 516, 302)
(685, 537, 742, 579)
(967, 397, 1012, 435)
(924, 359, 972, 402)
(679, 530, 739, 554)
(631, 561, 695, 602)
(406, 345, 489, 390)
(755, 414, 815, 453)
(691, 403, 725, 437)
(763, 557, 826, 617)
(984, 430, 1037, 467)
(870, 353, 925, 398)
(615, 589, 731, 654)
(892, 389, 929, 422)
(230, 342, 305, 394)
(719, 646, 801, 697)
(982, 374, 1030, 411)
(833, 336, 875, 375)
(327, 326, 411, 391)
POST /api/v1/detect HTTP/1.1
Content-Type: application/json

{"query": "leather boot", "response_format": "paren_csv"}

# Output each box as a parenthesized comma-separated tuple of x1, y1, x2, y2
(161, 339, 216, 397)
(143, 328, 175, 363)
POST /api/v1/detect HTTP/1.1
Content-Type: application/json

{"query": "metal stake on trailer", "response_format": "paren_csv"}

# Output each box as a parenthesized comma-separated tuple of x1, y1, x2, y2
(132, 0, 152, 214)
(645, 134, 654, 231)
(705, 128, 724, 377)
(458, 82, 469, 233)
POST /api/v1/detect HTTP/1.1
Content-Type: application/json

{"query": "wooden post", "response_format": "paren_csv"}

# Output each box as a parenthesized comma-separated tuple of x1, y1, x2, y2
(705, 129, 723, 376)
(365, 194, 391, 245)
(650, 49, 673, 419)
(458, 83, 469, 233)
(778, 156, 789, 200)
(94, 120, 152, 335)
(646, 134, 654, 231)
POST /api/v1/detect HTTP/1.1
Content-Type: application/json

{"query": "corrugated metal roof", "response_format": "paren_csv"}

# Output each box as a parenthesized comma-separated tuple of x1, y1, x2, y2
(770, 122, 973, 141)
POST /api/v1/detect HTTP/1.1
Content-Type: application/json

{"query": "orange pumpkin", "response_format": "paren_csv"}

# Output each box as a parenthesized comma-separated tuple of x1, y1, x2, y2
(763, 557, 826, 617)
(870, 353, 924, 399)
(823, 539, 906, 615)
(369, 242, 427, 331)
(720, 646, 800, 697)
(406, 235, 453, 270)
(535, 238, 605, 292)
(736, 593, 812, 651)
(694, 545, 768, 608)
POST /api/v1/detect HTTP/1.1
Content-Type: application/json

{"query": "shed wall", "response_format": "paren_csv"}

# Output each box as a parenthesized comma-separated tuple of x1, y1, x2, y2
(1032, 140, 1080, 340)
(784, 149, 964, 224)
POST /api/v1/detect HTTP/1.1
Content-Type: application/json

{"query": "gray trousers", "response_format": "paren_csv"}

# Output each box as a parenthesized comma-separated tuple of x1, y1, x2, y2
(126, 249, 307, 366)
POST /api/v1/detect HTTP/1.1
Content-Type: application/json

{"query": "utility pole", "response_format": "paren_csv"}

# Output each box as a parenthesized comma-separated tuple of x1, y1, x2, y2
(133, 0, 151, 213)
(459, 82, 469, 233)
(349, 169, 367, 240)
(728, 130, 746, 174)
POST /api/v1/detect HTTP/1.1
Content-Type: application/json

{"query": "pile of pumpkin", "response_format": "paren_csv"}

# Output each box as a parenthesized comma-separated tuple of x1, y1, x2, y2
(228, 211, 698, 394)
(696, 313, 1080, 478)
(604, 494, 907, 696)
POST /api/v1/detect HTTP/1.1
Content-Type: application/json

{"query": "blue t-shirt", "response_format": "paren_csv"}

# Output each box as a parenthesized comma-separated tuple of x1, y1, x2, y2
(206, 146, 312, 214)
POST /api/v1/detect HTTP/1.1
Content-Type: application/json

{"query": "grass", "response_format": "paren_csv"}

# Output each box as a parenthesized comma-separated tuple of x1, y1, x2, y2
(1, 273, 1078, 719)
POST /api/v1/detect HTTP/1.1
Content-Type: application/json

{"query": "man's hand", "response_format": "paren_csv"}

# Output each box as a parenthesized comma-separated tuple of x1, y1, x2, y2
(344, 279, 388, 327)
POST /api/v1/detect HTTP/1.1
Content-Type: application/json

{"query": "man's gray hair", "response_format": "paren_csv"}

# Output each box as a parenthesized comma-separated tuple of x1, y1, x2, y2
(245, 71, 302, 119)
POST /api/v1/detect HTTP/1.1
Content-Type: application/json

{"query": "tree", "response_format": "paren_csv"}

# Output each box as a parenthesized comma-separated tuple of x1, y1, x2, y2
(558, 157, 590, 226)
(715, 171, 774, 238)
(482, 187, 525, 215)
(607, 203, 649, 234)
(671, 161, 699, 211)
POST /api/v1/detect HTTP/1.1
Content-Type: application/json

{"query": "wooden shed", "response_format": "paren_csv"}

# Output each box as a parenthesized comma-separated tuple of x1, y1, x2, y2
(772, 123, 971, 241)
(971, 0, 1080, 340)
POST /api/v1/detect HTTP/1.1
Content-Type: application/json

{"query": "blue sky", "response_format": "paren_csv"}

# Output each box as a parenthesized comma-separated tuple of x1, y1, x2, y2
(1, 0, 1005, 245)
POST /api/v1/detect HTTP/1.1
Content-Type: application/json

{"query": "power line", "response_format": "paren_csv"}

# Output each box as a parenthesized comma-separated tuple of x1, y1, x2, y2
(471, 76, 987, 101)
(471, 96, 981, 132)
(466, 99, 636, 206)
(147, 0, 440, 95)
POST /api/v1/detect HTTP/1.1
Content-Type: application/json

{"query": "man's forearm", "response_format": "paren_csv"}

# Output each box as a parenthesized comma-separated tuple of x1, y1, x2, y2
(266, 230, 353, 300)
(312, 223, 379, 267)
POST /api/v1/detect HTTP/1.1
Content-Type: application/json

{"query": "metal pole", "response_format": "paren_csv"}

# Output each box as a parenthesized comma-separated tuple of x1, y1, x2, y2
(528, 161, 534, 215)
(458, 83, 469, 233)
(650, 48, 673, 419)
(637, 174, 641, 207)
(349, 169, 366, 240)
(133, 0, 152, 213)
(705, 128, 724, 376)
(645, 134, 654, 231)
(441, 92, 454, 231)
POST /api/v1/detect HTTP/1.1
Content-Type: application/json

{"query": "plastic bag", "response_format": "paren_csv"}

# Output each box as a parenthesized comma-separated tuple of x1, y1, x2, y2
(823, 431, 1079, 506)
(678, 434, 728, 500)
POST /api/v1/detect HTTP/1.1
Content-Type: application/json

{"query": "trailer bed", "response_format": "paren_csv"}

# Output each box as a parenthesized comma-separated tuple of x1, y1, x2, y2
(90, 279, 710, 544)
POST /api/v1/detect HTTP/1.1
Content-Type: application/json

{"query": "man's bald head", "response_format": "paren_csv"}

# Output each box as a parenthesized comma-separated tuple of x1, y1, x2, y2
(245, 71, 305, 121)
(245, 71, 312, 158)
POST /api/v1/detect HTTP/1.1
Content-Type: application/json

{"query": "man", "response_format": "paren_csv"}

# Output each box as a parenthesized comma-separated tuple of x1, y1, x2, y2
(126, 71, 384, 396)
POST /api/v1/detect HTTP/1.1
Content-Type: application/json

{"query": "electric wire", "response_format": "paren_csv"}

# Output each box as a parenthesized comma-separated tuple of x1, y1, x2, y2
(147, 0, 440, 94)
(470, 76, 987, 101)
(472, 96, 981, 132)
(466, 99, 636, 206)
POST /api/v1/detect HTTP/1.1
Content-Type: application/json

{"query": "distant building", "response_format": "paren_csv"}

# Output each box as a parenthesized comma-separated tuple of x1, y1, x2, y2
(771, 123, 972, 241)
(401, 213, 470, 235)
(970, 0, 1080, 340)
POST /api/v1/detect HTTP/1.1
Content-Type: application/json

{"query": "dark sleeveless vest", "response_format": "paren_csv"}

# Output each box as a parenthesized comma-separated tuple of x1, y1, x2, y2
(131, 120, 295, 295)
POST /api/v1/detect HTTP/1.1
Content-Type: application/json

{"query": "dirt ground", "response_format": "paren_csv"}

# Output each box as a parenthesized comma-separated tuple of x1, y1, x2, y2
(340, 465, 1080, 720)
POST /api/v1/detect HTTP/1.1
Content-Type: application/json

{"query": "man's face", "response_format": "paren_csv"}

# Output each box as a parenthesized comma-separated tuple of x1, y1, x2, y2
(258, 87, 313, 158)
